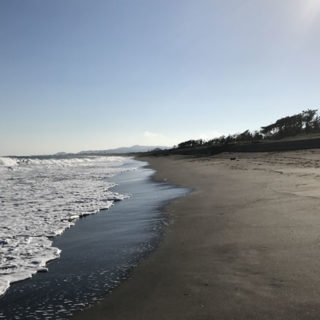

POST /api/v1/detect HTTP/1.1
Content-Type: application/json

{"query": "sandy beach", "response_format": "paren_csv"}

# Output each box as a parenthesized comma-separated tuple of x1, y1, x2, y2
(74, 150, 320, 319)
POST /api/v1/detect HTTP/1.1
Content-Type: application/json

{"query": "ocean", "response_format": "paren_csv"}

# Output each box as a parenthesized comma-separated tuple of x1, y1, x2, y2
(0, 156, 187, 319)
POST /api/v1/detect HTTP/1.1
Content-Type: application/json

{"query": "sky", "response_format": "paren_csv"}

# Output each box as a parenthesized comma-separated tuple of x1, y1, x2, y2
(1, 0, 320, 155)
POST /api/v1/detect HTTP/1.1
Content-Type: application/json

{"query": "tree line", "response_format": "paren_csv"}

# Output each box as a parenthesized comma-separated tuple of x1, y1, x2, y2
(177, 109, 320, 149)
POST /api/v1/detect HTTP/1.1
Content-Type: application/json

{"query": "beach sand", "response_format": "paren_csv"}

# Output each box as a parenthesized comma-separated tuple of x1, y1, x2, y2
(74, 150, 320, 319)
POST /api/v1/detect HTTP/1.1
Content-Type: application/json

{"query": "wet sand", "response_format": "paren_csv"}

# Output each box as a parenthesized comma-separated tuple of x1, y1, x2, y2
(74, 150, 320, 319)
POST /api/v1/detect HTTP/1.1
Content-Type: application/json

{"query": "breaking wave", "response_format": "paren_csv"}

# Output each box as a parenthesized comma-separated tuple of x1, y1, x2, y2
(0, 156, 133, 296)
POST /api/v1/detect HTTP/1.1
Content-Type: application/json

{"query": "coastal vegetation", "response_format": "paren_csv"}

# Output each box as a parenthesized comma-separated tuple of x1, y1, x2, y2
(177, 109, 320, 149)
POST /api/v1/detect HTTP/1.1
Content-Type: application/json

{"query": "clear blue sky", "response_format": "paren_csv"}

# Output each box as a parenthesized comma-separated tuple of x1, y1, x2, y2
(1, 0, 320, 155)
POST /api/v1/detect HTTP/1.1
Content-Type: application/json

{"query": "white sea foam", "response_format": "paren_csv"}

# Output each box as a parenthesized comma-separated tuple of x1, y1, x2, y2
(0, 157, 19, 167)
(0, 156, 133, 296)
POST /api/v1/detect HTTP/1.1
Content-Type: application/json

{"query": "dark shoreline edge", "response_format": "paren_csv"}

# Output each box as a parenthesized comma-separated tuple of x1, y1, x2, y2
(71, 157, 190, 318)
(72, 155, 195, 320)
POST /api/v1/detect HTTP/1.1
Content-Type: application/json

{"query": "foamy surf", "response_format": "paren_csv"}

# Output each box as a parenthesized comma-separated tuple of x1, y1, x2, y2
(0, 156, 133, 297)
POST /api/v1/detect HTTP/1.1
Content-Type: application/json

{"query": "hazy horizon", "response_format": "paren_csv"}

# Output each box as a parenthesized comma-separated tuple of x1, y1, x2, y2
(1, 0, 320, 155)
(1, 144, 169, 157)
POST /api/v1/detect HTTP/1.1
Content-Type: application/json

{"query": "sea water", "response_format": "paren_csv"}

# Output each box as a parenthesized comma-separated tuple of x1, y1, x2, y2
(0, 156, 188, 319)
(0, 155, 131, 297)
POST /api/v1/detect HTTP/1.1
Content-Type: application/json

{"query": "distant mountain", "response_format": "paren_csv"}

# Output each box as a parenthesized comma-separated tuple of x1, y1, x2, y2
(78, 145, 168, 155)
(54, 152, 68, 156)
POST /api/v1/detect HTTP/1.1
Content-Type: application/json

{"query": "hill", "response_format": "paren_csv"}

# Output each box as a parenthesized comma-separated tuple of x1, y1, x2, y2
(78, 145, 168, 155)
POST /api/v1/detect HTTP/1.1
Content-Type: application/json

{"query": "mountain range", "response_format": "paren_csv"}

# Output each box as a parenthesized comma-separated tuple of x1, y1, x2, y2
(76, 145, 168, 155)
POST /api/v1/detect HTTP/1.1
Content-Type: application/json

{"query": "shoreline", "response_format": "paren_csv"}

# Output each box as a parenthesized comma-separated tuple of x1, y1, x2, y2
(75, 150, 320, 319)
(0, 158, 186, 319)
